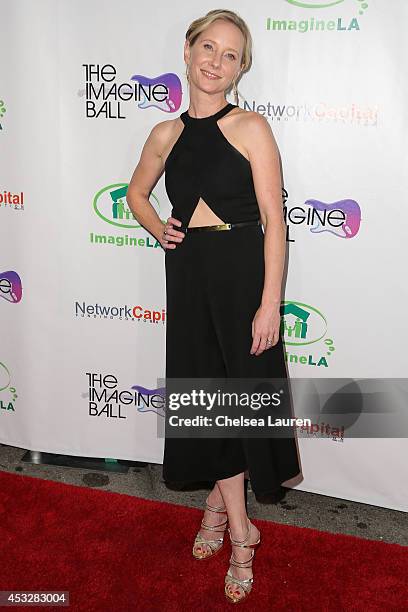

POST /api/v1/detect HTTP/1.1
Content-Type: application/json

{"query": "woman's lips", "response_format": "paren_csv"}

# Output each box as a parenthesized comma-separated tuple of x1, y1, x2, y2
(201, 69, 221, 80)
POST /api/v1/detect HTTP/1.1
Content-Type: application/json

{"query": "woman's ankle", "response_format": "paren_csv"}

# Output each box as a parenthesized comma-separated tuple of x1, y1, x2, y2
(229, 517, 250, 538)
(206, 490, 224, 509)
(230, 520, 260, 547)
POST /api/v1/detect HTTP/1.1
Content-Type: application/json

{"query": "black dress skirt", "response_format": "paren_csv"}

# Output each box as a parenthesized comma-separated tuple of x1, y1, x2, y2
(162, 223, 301, 502)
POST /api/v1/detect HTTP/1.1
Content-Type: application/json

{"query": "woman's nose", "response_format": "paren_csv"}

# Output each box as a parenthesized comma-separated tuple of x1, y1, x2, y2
(210, 55, 222, 68)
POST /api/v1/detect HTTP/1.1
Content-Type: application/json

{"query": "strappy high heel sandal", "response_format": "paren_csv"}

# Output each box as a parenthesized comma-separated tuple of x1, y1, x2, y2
(224, 518, 261, 604)
(192, 495, 228, 560)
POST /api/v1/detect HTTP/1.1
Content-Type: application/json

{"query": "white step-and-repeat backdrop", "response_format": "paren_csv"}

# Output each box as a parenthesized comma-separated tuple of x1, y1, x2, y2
(1, 0, 407, 511)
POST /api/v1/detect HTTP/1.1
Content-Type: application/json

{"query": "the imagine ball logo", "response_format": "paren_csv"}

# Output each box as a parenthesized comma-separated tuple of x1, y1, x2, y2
(283, 189, 362, 242)
(85, 373, 165, 419)
(82, 64, 183, 119)
(0, 270, 22, 303)
(303, 198, 361, 239)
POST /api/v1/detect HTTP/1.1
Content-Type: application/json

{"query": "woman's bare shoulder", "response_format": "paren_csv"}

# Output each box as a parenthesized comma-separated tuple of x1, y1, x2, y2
(147, 115, 183, 155)
(226, 107, 273, 152)
(230, 106, 269, 126)
(150, 115, 182, 140)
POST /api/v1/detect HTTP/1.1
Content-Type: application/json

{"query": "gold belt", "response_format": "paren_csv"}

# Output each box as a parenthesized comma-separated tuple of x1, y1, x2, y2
(182, 219, 261, 233)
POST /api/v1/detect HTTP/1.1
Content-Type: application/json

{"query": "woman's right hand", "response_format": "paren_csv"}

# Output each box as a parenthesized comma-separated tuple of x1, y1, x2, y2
(160, 217, 186, 249)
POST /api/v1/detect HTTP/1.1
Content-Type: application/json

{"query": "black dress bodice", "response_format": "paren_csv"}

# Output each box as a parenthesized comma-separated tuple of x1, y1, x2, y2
(164, 102, 260, 227)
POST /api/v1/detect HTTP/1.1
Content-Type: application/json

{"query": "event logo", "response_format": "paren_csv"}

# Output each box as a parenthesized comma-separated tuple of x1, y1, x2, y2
(81, 64, 182, 118)
(85, 372, 164, 418)
(75, 301, 165, 324)
(91, 183, 162, 249)
(281, 301, 336, 367)
(296, 419, 344, 441)
(0, 271, 22, 304)
(268, 0, 369, 33)
(132, 384, 165, 417)
(0, 99, 6, 130)
(0, 361, 17, 412)
(0, 190, 25, 210)
(285, 0, 367, 12)
(246, 101, 378, 126)
(283, 188, 361, 241)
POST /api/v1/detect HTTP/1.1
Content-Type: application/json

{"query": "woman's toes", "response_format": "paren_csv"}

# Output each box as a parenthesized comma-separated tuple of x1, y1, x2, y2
(226, 584, 244, 601)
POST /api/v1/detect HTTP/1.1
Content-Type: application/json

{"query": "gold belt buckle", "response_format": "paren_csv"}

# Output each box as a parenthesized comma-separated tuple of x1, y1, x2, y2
(213, 223, 231, 231)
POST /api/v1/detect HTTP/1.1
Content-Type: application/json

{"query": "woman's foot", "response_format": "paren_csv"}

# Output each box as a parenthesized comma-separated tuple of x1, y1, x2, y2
(225, 519, 261, 602)
(192, 491, 228, 559)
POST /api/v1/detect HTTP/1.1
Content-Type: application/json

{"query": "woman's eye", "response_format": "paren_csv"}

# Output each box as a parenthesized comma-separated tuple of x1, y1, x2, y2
(202, 43, 235, 60)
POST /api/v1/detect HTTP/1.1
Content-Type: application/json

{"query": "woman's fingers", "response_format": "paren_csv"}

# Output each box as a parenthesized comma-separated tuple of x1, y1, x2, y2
(250, 332, 262, 355)
(166, 218, 185, 240)
(250, 331, 278, 355)
(162, 217, 185, 249)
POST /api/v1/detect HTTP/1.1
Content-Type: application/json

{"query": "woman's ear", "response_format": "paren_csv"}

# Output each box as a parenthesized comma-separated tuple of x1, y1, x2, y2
(183, 40, 191, 65)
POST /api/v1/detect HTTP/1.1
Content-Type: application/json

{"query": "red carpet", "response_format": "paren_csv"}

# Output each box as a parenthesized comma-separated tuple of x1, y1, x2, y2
(0, 469, 406, 611)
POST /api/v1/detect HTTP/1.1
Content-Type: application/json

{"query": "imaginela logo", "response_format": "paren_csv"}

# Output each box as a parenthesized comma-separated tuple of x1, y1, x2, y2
(0, 361, 17, 412)
(283, 188, 361, 241)
(93, 183, 162, 229)
(281, 301, 336, 368)
(0, 99, 6, 130)
(285, 0, 367, 10)
(268, 0, 369, 33)
(81, 64, 182, 119)
(90, 183, 163, 250)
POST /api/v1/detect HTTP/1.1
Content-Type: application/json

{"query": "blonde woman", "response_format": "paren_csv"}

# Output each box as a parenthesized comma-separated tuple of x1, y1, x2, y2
(127, 9, 301, 604)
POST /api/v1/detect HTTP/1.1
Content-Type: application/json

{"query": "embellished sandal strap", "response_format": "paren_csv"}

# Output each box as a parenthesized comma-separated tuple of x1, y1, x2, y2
(200, 517, 228, 532)
(229, 549, 255, 569)
(205, 496, 227, 514)
(194, 533, 223, 546)
(228, 519, 251, 547)
(225, 569, 253, 592)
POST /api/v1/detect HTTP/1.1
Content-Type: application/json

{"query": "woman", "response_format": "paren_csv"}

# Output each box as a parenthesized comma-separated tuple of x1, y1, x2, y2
(126, 9, 301, 604)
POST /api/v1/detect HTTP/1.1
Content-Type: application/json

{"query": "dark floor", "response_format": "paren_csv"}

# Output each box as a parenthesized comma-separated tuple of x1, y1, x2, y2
(0, 443, 406, 546)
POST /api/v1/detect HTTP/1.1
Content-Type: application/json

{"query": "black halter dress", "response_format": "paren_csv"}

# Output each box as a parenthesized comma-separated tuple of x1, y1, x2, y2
(162, 102, 301, 501)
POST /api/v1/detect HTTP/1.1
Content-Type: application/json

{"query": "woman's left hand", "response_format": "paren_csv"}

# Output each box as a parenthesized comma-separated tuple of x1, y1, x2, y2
(250, 303, 281, 356)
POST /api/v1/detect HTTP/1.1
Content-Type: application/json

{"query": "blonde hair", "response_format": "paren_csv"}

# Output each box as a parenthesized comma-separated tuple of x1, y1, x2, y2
(185, 9, 252, 106)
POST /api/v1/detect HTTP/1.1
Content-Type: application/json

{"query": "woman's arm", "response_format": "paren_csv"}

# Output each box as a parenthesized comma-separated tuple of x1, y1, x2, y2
(244, 112, 286, 354)
(126, 121, 185, 248)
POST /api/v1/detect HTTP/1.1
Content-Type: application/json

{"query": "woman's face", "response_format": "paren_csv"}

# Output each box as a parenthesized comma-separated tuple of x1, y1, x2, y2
(185, 19, 244, 94)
